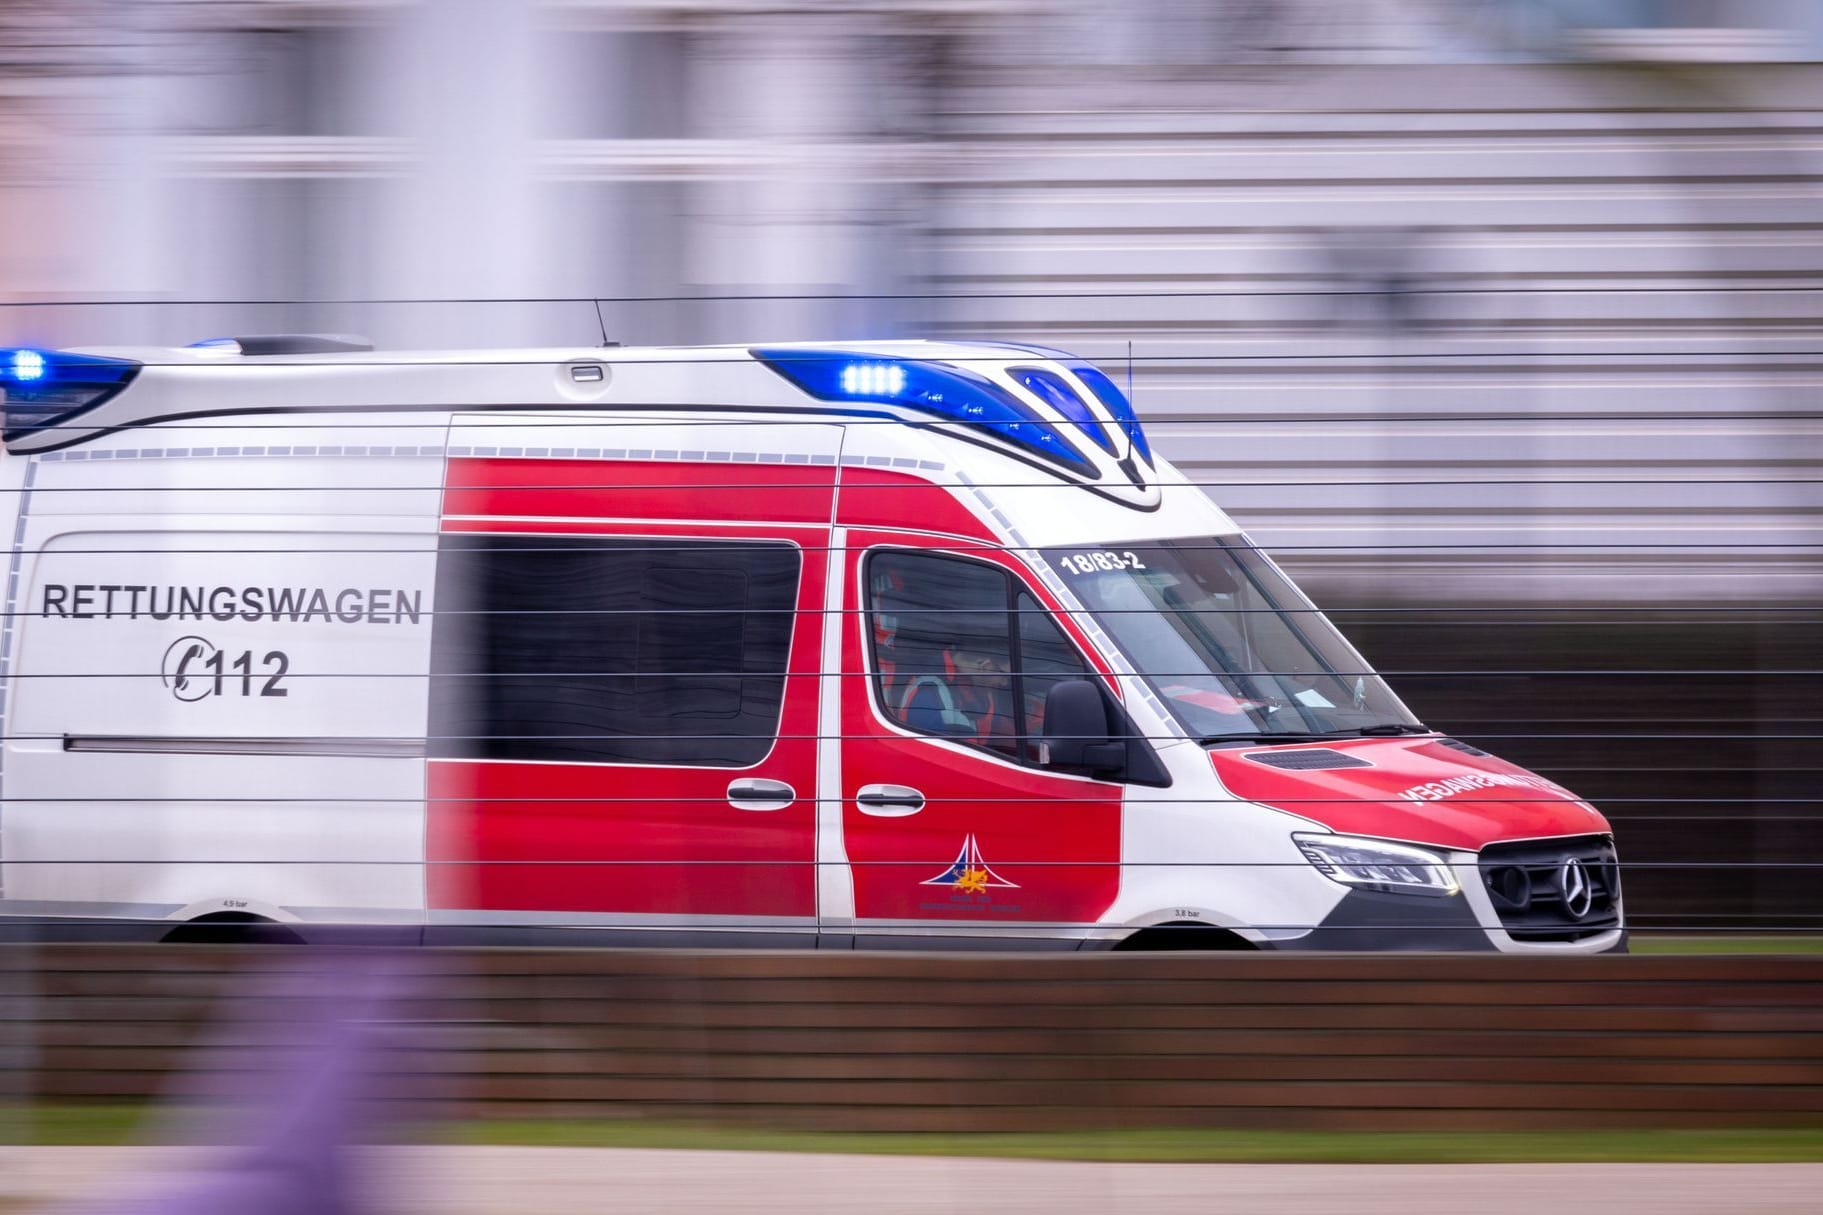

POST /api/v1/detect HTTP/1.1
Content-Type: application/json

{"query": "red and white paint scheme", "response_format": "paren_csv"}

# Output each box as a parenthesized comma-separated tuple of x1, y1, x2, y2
(0, 337, 1622, 951)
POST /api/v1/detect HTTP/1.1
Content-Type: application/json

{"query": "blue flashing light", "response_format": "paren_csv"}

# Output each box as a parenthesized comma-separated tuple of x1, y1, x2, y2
(839, 361, 906, 398)
(1, 348, 143, 447)
(10, 350, 47, 382)
(1010, 367, 1115, 455)
(755, 349, 1096, 476)
(1070, 364, 1153, 466)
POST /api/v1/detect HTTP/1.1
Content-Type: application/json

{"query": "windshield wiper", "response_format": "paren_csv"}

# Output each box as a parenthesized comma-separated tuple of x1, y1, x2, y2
(1198, 724, 1432, 747)
(1197, 732, 1338, 746)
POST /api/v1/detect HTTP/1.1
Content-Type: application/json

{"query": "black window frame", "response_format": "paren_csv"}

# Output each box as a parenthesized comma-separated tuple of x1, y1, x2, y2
(428, 532, 802, 769)
(864, 547, 1100, 770)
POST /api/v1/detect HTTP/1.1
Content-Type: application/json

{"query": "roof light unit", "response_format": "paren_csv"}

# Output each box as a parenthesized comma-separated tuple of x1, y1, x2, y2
(1070, 364, 1153, 466)
(755, 348, 1095, 476)
(1, 348, 144, 449)
(1010, 366, 1116, 455)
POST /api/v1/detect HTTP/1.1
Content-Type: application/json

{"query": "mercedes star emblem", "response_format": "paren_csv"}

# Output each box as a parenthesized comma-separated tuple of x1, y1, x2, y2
(1559, 857, 1593, 920)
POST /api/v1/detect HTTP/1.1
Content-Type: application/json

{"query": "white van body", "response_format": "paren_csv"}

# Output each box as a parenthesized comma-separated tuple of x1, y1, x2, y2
(0, 339, 1622, 951)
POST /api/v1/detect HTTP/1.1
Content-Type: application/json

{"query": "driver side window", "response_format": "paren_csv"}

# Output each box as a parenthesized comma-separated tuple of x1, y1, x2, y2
(867, 550, 1089, 765)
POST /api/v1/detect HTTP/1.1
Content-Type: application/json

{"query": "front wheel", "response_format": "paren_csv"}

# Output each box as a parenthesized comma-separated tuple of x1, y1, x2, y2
(1114, 922, 1256, 952)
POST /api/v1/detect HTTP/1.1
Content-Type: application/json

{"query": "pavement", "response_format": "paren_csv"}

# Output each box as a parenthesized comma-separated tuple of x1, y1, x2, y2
(5, 1146, 1823, 1214)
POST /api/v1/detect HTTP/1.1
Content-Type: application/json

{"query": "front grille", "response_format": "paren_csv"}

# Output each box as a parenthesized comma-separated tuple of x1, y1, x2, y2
(1244, 748, 1371, 771)
(1478, 835, 1621, 942)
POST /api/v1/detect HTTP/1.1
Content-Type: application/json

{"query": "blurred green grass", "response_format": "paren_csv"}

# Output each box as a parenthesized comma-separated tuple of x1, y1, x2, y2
(8, 1106, 1823, 1162)
(448, 1122, 1823, 1163)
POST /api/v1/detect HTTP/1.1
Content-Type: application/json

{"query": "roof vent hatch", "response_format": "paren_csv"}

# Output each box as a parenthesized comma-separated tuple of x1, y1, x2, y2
(188, 335, 374, 356)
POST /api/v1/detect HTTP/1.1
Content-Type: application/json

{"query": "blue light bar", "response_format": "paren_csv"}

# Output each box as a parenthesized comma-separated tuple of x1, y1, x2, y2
(1, 348, 143, 447)
(1070, 365, 1153, 466)
(1010, 367, 1115, 455)
(755, 349, 1095, 476)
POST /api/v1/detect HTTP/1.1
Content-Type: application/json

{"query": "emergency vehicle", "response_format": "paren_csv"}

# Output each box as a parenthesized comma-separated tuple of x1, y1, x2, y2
(0, 336, 1623, 951)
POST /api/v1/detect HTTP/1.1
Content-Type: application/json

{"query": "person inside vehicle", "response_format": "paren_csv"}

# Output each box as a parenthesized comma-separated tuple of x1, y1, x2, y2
(948, 643, 1014, 748)
(898, 640, 1018, 758)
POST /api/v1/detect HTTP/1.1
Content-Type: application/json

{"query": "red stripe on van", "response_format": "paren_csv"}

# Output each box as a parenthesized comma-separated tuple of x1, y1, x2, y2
(439, 517, 827, 540)
(444, 457, 837, 525)
(836, 468, 996, 541)
(425, 756, 817, 918)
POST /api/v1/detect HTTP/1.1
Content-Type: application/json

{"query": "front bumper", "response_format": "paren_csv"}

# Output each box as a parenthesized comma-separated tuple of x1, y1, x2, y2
(1260, 887, 1629, 953)
(1262, 888, 1493, 951)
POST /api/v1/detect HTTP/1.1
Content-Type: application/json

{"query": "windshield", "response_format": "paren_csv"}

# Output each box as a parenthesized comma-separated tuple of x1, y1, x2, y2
(1043, 537, 1422, 741)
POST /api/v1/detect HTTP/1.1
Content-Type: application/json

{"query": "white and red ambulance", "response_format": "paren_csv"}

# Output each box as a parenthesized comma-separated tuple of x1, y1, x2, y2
(0, 336, 1622, 951)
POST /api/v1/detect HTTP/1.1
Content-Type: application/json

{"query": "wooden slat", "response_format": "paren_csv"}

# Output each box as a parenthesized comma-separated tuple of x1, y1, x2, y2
(17, 1021, 1823, 1061)
(19, 1047, 1823, 1090)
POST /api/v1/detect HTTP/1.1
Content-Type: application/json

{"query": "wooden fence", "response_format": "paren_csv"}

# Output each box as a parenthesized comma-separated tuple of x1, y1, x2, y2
(4, 946, 1822, 1132)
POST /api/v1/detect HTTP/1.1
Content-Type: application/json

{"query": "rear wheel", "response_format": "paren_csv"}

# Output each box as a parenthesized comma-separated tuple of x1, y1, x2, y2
(160, 911, 305, 945)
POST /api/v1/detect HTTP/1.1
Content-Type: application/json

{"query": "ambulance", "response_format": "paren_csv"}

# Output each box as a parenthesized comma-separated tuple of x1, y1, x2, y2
(0, 336, 1623, 951)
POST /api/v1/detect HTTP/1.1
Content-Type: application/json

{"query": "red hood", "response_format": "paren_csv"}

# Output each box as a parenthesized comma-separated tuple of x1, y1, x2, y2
(1206, 736, 1611, 852)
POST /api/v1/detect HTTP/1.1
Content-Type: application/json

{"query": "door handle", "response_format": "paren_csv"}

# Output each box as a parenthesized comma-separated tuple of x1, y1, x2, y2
(856, 784, 926, 817)
(727, 778, 795, 811)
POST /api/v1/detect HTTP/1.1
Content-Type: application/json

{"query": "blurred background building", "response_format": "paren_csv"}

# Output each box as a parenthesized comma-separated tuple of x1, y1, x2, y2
(1, 0, 1820, 928)
(2, 0, 1819, 596)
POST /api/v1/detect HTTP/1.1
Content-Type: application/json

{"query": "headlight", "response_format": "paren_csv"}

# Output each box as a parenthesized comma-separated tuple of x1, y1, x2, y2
(1293, 833, 1460, 898)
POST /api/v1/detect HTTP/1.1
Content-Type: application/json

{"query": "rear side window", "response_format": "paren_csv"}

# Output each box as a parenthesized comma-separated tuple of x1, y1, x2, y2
(868, 549, 1089, 765)
(430, 535, 799, 766)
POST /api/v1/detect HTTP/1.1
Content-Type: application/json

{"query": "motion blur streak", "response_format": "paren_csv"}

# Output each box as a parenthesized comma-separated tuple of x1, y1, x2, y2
(50, 948, 418, 1215)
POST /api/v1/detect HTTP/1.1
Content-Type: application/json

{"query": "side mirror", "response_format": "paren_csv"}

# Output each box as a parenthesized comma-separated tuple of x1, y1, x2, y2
(1041, 679, 1128, 776)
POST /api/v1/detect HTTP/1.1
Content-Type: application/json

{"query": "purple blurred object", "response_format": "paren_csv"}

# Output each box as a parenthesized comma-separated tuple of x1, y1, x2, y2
(82, 951, 414, 1215)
